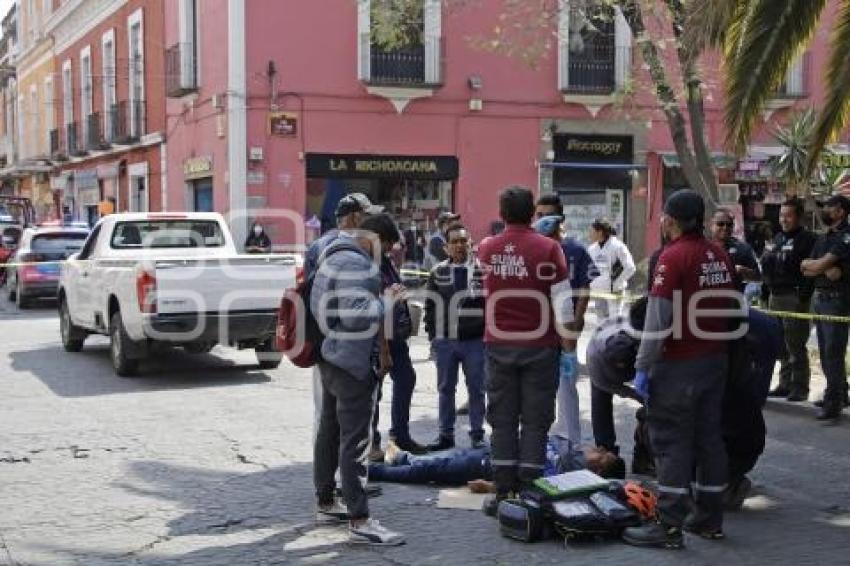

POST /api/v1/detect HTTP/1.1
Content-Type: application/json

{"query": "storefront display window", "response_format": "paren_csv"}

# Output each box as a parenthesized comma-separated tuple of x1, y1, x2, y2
(551, 134, 633, 246)
(305, 154, 459, 250)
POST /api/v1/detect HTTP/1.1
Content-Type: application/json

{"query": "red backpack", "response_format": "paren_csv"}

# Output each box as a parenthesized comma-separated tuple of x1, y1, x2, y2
(276, 244, 358, 368)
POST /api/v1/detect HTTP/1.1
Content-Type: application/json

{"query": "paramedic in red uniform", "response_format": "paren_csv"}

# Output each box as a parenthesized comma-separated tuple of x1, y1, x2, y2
(477, 186, 573, 515)
(623, 190, 743, 549)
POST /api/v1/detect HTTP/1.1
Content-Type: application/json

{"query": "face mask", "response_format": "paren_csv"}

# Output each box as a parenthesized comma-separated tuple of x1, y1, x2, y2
(254, 226, 263, 235)
(820, 211, 834, 225)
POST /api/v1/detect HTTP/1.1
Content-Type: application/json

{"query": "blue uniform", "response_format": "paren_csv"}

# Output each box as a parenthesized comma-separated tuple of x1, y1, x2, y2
(562, 237, 598, 300)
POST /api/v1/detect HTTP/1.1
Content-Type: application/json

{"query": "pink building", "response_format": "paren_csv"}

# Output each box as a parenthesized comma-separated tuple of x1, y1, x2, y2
(163, 0, 828, 260)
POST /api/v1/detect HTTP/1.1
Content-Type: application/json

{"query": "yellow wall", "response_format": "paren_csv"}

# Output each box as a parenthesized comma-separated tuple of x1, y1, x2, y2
(16, 0, 56, 161)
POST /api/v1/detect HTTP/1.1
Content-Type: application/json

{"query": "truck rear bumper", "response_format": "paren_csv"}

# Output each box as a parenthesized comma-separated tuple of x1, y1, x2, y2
(144, 310, 277, 345)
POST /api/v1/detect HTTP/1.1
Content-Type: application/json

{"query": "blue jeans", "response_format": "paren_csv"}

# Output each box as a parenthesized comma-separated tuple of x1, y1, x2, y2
(434, 338, 486, 439)
(813, 291, 850, 407)
(388, 340, 417, 442)
(369, 448, 491, 485)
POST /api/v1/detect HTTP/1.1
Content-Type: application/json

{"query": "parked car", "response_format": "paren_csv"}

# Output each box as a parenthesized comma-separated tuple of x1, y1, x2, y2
(0, 219, 22, 287)
(7, 225, 90, 308)
(58, 212, 297, 376)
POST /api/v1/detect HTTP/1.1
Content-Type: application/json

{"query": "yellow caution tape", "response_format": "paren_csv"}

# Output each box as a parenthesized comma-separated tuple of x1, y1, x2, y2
(6, 260, 850, 324)
(752, 307, 850, 324)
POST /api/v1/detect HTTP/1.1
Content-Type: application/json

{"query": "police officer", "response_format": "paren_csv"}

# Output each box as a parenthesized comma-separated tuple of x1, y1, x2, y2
(623, 190, 740, 549)
(761, 198, 817, 402)
(801, 194, 850, 422)
(710, 208, 761, 293)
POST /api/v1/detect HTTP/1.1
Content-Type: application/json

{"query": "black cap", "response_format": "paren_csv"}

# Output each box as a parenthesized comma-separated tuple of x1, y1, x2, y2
(664, 189, 705, 223)
(817, 194, 850, 213)
(334, 192, 384, 218)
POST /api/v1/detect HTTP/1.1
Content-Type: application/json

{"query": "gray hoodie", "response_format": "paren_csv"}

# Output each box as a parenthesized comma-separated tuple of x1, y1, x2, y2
(587, 315, 642, 401)
(310, 235, 383, 380)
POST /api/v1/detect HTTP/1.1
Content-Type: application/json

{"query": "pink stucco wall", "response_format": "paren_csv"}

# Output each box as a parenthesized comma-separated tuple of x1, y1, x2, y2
(164, 0, 229, 213)
(165, 0, 839, 250)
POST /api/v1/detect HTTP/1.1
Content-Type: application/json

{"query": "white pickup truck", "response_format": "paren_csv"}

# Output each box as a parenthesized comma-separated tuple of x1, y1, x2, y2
(58, 212, 296, 376)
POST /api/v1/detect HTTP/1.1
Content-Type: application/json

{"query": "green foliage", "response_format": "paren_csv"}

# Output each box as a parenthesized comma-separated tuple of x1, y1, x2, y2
(371, 0, 425, 49)
(768, 108, 816, 193)
(713, 0, 850, 173)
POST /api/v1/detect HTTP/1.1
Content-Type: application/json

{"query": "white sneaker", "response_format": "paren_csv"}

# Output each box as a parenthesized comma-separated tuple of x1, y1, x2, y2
(316, 500, 349, 523)
(348, 518, 405, 546)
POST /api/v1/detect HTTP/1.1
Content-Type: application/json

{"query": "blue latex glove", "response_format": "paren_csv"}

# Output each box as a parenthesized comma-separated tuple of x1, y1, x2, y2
(533, 215, 564, 237)
(560, 351, 579, 385)
(634, 369, 650, 402)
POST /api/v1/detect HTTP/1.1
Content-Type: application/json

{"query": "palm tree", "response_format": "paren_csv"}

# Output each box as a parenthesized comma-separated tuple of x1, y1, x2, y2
(767, 108, 816, 197)
(693, 0, 845, 169)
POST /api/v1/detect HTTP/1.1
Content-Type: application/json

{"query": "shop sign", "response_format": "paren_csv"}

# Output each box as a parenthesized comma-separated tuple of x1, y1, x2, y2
(306, 154, 459, 180)
(269, 113, 298, 137)
(822, 153, 850, 170)
(98, 200, 115, 215)
(184, 156, 214, 180)
(74, 169, 99, 190)
(556, 134, 634, 163)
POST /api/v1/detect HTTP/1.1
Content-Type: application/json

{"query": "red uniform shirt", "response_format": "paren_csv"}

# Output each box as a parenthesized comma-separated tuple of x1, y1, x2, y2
(479, 225, 569, 347)
(650, 233, 737, 360)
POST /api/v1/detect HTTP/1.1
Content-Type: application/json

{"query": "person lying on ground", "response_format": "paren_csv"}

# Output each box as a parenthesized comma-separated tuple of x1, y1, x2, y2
(368, 435, 625, 487)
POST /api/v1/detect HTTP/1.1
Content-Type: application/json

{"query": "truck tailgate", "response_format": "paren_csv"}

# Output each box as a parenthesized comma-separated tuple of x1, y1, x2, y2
(153, 256, 295, 315)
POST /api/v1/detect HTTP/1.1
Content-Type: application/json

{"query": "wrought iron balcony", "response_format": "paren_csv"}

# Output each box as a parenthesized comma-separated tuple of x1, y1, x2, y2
(368, 45, 427, 86)
(563, 44, 631, 95)
(110, 100, 146, 145)
(87, 113, 110, 151)
(49, 128, 62, 158)
(165, 42, 198, 97)
(66, 122, 86, 157)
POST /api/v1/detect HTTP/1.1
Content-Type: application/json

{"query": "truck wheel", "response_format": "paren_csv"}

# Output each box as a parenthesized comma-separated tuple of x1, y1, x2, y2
(110, 312, 140, 377)
(255, 339, 283, 370)
(60, 299, 86, 352)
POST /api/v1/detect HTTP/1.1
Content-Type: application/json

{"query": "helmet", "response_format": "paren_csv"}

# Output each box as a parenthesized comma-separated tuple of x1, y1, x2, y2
(622, 481, 657, 520)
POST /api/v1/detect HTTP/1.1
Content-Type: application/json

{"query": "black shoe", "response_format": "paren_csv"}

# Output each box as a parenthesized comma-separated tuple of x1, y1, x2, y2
(767, 386, 791, 398)
(456, 402, 470, 416)
(815, 396, 850, 408)
(425, 435, 455, 452)
(683, 522, 725, 540)
(392, 437, 428, 455)
(622, 522, 684, 549)
(786, 389, 809, 403)
(816, 406, 842, 423)
(470, 435, 487, 450)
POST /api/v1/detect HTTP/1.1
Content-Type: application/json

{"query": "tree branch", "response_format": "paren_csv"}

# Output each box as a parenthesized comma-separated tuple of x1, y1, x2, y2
(618, 0, 707, 195)
(666, 0, 720, 204)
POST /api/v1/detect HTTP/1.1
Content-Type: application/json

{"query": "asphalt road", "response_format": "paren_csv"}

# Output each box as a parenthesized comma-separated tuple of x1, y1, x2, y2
(1, 294, 849, 565)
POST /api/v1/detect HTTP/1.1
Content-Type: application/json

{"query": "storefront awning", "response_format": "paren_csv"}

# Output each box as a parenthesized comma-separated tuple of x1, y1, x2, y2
(539, 161, 647, 170)
(660, 152, 737, 169)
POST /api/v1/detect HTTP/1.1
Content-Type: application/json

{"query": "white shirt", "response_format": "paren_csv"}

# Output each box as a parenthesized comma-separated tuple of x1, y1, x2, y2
(588, 236, 636, 293)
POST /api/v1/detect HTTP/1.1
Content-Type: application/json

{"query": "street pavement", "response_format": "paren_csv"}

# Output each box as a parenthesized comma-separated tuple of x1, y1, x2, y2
(1, 294, 849, 565)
